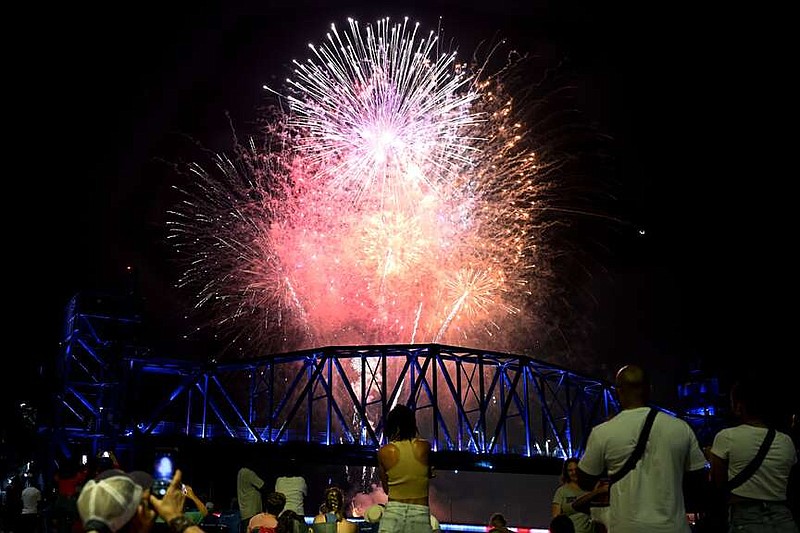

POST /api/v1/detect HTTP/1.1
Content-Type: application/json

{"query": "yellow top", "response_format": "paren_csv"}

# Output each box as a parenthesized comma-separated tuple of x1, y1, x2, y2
(386, 439, 429, 500)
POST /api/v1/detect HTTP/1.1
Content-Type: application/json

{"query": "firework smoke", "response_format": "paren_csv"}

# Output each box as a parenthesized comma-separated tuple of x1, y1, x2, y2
(169, 17, 572, 358)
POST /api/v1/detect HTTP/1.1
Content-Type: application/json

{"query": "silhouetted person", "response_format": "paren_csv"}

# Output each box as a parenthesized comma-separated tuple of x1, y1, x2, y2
(52, 457, 88, 533)
(549, 514, 575, 533)
(3, 474, 24, 533)
(277, 509, 307, 533)
(248, 491, 286, 533)
(488, 513, 511, 533)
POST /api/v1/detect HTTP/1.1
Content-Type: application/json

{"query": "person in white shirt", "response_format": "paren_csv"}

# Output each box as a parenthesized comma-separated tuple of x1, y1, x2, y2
(577, 364, 708, 533)
(709, 375, 798, 532)
(275, 457, 307, 517)
(20, 482, 42, 532)
(238, 465, 266, 533)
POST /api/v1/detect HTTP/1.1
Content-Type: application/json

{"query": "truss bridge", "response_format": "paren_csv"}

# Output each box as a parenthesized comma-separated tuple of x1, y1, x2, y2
(49, 291, 620, 475)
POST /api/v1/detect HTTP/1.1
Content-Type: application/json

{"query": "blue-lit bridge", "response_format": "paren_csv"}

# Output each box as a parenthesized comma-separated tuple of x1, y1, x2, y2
(49, 292, 621, 475)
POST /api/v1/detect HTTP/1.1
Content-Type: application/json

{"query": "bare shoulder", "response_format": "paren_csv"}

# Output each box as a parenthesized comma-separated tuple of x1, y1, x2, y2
(413, 438, 431, 452)
(378, 442, 400, 469)
(413, 438, 431, 463)
(378, 442, 399, 457)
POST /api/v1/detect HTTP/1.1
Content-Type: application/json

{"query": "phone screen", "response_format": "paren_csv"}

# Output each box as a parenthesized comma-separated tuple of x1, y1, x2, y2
(152, 450, 176, 496)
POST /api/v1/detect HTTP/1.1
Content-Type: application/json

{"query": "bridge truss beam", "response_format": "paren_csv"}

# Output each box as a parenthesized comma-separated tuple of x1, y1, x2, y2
(51, 293, 620, 472)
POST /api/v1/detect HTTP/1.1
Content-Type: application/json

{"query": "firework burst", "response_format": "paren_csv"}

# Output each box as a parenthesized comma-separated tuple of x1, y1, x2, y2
(286, 17, 480, 204)
(169, 17, 569, 357)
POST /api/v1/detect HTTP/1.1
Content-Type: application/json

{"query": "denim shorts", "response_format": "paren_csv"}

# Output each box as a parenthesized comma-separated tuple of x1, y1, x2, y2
(729, 500, 798, 533)
(378, 502, 432, 533)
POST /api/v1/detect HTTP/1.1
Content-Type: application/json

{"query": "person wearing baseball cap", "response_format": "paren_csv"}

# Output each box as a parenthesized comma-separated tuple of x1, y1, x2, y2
(77, 467, 205, 533)
(78, 469, 155, 532)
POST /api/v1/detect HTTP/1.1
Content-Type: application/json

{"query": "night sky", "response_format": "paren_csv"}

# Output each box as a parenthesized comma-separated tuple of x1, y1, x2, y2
(6, 0, 790, 414)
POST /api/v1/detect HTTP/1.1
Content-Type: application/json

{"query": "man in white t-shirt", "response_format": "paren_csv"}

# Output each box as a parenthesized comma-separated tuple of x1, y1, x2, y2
(237, 466, 265, 533)
(577, 364, 708, 533)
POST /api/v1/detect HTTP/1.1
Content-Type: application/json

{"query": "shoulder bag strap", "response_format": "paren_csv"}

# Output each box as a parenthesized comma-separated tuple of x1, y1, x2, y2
(609, 408, 658, 484)
(726, 427, 776, 491)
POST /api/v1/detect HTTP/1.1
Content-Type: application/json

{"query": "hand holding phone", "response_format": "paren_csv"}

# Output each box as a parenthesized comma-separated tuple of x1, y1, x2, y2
(152, 449, 177, 497)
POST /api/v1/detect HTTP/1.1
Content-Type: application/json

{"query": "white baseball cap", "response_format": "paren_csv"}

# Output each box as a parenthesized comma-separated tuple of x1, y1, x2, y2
(77, 470, 150, 531)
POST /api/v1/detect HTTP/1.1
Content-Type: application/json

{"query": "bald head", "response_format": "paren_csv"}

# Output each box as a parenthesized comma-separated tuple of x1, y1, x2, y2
(615, 364, 650, 408)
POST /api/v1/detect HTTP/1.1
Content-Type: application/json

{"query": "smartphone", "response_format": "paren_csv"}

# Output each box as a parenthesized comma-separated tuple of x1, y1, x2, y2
(152, 448, 177, 497)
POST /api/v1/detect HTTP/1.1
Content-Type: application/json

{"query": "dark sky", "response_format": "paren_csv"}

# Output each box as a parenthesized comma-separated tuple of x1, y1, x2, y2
(7, 0, 789, 411)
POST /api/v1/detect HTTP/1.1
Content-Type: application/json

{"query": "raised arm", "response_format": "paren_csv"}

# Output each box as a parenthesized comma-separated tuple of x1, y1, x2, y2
(149, 470, 207, 533)
(184, 484, 209, 518)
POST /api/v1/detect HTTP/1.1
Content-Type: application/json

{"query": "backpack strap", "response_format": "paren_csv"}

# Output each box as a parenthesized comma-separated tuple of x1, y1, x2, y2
(609, 408, 658, 484)
(726, 428, 776, 491)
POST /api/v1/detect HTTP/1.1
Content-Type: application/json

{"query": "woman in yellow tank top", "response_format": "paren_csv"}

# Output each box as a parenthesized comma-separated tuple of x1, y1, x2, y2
(377, 404, 433, 533)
